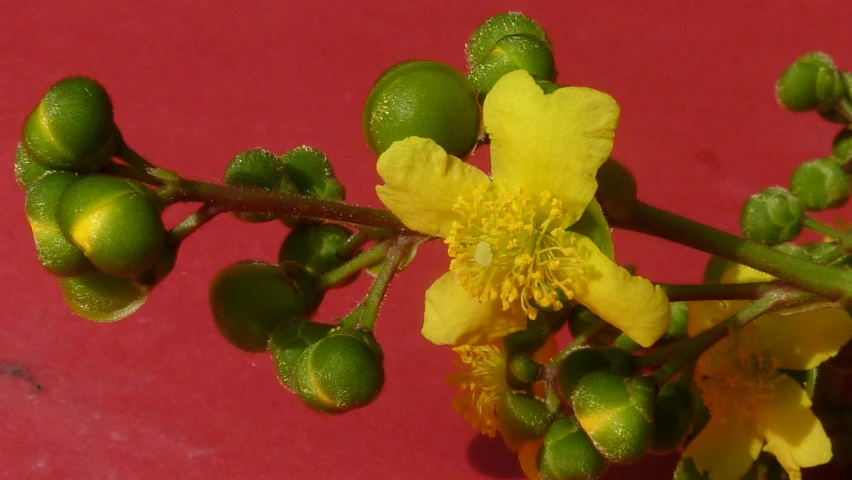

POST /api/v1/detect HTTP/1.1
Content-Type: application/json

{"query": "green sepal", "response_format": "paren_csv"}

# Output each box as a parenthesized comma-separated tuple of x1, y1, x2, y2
(363, 60, 480, 157)
(56, 175, 165, 277)
(537, 417, 608, 480)
(496, 391, 552, 443)
(469, 34, 555, 98)
(740, 186, 805, 245)
(789, 157, 851, 211)
(595, 158, 638, 223)
(569, 199, 614, 260)
(224, 148, 288, 222)
(280, 146, 345, 201)
(664, 302, 689, 341)
(23, 77, 120, 171)
(14, 143, 53, 189)
(568, 305, 622, 348)
(506, 354, 541, 388)
(570, 372, 656, 463)
(209, 261, 320, 352)
(24, 171, 91, 277)
(776, 52, 845, 112)
(557, 347, 636, 402)
(268, 318, 333, 392)
(295, 327, 385, 413)
(502, 309, 567, 356)
(60, 269, 148, 322)
(467, 12, 549, 67)
(832, 128, 852, 164)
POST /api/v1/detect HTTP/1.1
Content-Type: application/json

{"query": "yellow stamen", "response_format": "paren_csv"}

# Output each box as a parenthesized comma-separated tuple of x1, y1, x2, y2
(446, 187, 587, 319)
(447, 345, 506, 437)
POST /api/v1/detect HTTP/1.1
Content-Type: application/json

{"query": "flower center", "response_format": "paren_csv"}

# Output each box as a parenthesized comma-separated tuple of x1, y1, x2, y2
(446, 186, 586, 319)
(696, 325, 780, 423)
(447, 345, 506, 437)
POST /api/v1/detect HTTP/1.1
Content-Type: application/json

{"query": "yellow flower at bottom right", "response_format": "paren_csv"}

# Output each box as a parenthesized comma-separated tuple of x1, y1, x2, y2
(683, 265, 852, 480)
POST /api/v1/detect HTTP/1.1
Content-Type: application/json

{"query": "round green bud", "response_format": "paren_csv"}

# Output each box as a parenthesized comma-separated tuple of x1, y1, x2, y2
(280, 146, 345, 201)
(650, 383, 693, 454)
(507, 354, 541, 387)
(278, 223, 352, 278)
(595, 158, 638, 223)
(224, 148, 287, 222)
(55, 175, 164, 276)
(538, 417, 608, 480)
(296, 328, 384, 413)
(740, 186, 805, 244)
(269, 319, 334, 392)
(469, 34, 555, 97)
(833, 128, 852, 164)
(664, 302, 689, 341)
(557, 347, 635, 401)
(568, 306, 621, 348)
(209, 261, 320, 352)
(673, 457, 710, 480)
(14, 143, 52, 189)
(571, 372, 656, 463)
(363, 61, 480, 157)
(23, 77, 120, 171)
(467, 12, 550, 67)
(496, 391, 552, 442)
(60, 269, 148, 322)
(24, 172, 92, 277)
(790, 157, 851, 210)
(776, 52, 845, 112)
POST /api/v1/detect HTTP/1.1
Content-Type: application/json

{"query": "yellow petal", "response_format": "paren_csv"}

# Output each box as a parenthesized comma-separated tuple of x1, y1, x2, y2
(376, 136, 491, 238)
(753, 308, 852, 370)
(683, 416, 763, 480)
(423, 271, 527, 345)
(687, 299, 749, 337)
(754, 376, 832, 479)
(569, 236, 669, 347)
(720, 263, 774, 283)
(484, 70, 619, 225)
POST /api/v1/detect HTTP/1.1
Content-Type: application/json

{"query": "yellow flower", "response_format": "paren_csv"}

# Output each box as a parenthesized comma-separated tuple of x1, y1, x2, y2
(375, 70, 670, 347)
(684, 264, 852, 480)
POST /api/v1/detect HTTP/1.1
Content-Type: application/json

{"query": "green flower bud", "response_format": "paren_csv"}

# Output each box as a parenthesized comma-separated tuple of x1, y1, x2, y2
(280, 146, 345, 201)
(268, 319, 334, 391)
(467, 12, 549, 67)
(665, 302, 689, 341)
(740, 186, 805, 244)
(557, 347, 635, 401)
(14, 143, 52, 189)
(595, 158, 638, 223)
(650, 383, 693, 454)
(571, 372, 656, 463)
(278, 223, 352, 278)
(55, 175, 164, 276)
(832, 128, 852, 164)
(790, 157, 851, 210)
(502, 309, 566, 356)
(469, 34, 555, 97)
(538, 417, 608, 480)
(363, 61, 480, 157)
(209, 261, 320, 352)
(497, 391, 552, 442)
(24, 172, 91, 276)
(23, 77, 120, 171)
(60, 269, 148, 322)
(506, 354, 541, 388)
(224, 148, 287, 222)
(568, 306, 621, 348)
(673, 457, 710, 480)
(776, 53, 845, 112)
(296, 328, 384, 413)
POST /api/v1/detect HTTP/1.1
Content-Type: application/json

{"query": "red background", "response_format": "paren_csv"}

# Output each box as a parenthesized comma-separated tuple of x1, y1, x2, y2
(2, 1, 850, 479)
